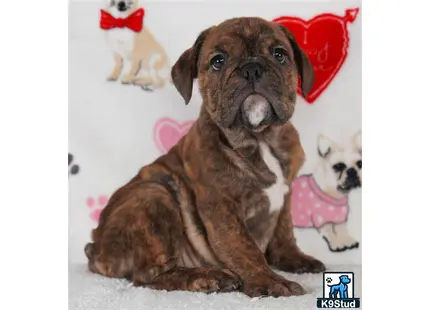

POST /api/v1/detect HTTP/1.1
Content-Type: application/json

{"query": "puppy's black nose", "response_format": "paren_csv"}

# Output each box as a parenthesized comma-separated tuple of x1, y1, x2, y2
(118, 1, 126, 11)
(241, 63, 265, 82)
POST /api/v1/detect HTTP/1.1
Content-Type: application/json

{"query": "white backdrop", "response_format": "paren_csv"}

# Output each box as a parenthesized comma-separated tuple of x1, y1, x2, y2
(69, 0, 362, 266)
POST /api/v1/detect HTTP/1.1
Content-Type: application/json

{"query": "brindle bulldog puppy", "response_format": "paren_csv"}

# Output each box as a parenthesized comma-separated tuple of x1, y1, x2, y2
(84, 17, 326, 298)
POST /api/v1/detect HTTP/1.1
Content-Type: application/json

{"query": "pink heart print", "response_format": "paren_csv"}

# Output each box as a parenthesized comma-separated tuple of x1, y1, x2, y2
(153, 117, 194, 154)
(87, 195, 109, 222)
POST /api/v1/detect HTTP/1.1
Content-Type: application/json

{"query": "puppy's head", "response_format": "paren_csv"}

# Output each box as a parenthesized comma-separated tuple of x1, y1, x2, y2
(104, 0, 139, 17)
(317, 131, 362, 195)
(171, 17, 313, 133)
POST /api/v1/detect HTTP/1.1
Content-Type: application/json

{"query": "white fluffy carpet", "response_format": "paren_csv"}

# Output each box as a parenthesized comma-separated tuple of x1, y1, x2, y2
(69, 263, 361, 310)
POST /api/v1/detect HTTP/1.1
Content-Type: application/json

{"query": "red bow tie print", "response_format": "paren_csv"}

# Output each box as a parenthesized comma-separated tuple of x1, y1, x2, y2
(99, 8, 144, 32)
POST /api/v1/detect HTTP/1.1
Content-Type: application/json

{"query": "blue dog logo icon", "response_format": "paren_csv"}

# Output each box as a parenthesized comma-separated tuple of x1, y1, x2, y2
(317, 271, 360, 308)
(328, 275, 351, 299)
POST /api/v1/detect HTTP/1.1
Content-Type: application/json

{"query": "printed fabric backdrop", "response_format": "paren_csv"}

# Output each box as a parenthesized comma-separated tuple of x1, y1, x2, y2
(69, 0, 362, 266)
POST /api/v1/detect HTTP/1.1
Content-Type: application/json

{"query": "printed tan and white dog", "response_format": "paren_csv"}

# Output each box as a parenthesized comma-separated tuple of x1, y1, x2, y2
(291, 131, 362, 252)
(101, 0, 170, 90)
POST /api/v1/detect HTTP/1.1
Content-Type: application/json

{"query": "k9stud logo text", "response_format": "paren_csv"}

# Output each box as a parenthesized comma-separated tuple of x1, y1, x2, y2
(317, 272, 360, 308)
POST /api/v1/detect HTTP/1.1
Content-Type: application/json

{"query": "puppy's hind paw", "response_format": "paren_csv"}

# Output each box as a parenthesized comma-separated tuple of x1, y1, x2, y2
(191, 269, 241, 294)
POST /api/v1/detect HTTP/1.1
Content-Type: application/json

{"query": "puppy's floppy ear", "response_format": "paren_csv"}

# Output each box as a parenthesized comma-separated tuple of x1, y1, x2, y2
(171, 27, 212, 105)
(317, 134, 337, 158)
(278, 25, 314, 98)
(352, 129, 362, 155)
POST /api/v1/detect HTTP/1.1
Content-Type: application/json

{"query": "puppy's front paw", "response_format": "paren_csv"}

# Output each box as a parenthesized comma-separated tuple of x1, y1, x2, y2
(272, 253, 326, 274)
(242, 273, 305, 298)
(215, 270, 242, 293)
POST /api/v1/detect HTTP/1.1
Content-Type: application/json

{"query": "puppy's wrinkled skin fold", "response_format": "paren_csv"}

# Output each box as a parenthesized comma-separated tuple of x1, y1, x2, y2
(85, 17, 326, 298)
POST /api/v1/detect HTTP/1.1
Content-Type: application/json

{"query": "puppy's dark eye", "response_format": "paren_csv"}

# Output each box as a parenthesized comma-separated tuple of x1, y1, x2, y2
(333, 163, 347, 172)
(356, 160, 362, 169)
(210, 55, 225, 71)
(272, 48, 287, 64)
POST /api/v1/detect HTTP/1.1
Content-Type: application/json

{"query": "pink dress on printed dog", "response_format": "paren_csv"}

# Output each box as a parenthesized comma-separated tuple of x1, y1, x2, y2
(291, 174, 349, 228)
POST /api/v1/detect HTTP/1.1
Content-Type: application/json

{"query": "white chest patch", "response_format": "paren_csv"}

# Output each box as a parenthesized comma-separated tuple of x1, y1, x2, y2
(259, 142, 289, 213)
(105, 28, 135, 60)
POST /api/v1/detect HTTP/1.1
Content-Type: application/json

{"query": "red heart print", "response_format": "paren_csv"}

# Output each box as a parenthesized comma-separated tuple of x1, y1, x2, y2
(153, 117, 194, 154)
(274, 8, 359, 104)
